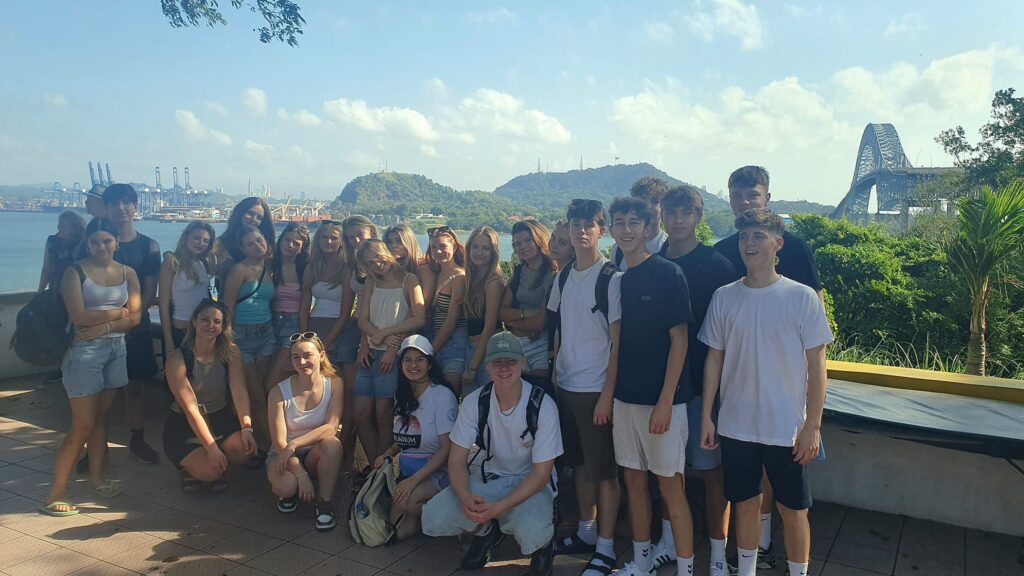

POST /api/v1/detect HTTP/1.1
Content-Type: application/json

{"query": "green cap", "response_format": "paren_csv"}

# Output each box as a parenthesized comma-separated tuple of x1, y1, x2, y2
(484, 331, 524, 364)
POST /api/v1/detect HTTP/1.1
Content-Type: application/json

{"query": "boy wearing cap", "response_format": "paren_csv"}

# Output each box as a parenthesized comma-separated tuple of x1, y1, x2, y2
(602, 196, 696, 576)
(699, 209, 832, 576)
(423, 332, 563, 576)
(547, 198, 623, 576)
(83, 184, 106, 220)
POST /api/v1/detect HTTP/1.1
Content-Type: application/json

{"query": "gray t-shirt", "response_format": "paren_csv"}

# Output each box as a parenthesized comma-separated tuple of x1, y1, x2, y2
(515, 265, 556, 311)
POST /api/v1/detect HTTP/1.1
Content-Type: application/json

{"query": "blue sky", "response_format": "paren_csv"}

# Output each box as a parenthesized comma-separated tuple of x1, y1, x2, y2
(2, 1, 1023, 204)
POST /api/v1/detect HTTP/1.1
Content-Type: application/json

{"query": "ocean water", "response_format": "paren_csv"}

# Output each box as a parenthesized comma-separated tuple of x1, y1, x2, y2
(0, 212, 615, 293)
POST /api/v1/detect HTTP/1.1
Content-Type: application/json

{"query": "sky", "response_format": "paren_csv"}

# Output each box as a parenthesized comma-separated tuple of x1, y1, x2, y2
(2, 1, 1023, 205)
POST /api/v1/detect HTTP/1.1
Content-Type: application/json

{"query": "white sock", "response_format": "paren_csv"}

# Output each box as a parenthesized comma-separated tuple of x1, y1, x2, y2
(709, 537, 727, 566)
(759, 513, 772, 549)
(677, 555, 694, 575)
(577, 519, 597, 546)
(787, 560, 809, 576)
(596, 536, 615, 559)
(632, 540, 653, 572)
(659, 518, 676, 553)
(737, 547, 758, 576)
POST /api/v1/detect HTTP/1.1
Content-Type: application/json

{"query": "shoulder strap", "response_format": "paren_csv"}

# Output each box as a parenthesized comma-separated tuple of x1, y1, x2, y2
(522, 384, 547, 441)
(235, 264, 267, 304)
(614, 247, 624, 267)
(554, 266, 572, 315)
(593, 262, 618, 322)
(181, 347, 195, 379)
(475, 383, 493, 449)
(71, 263, 86, 286)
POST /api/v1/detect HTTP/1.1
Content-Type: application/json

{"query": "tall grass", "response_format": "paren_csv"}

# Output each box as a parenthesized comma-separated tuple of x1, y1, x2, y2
(829, 335, 1024, 380)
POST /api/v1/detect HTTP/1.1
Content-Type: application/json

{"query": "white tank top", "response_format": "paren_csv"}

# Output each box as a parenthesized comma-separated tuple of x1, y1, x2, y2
(368, 286, 410, 350)
(310, 281, 342, 318)
(171, 260, 210, 322)
(80, 265, 129, 338)
(277, 375, 333, 443)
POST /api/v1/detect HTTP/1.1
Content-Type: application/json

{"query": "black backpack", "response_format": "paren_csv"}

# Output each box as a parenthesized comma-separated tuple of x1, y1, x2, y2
(555, 261, 619, 322)
(9, 264, 85, 366)
(472, 381, 548, 483)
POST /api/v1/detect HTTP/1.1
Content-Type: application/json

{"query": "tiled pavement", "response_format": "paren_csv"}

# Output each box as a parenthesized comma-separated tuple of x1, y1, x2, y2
(0, 375, 1022, 576)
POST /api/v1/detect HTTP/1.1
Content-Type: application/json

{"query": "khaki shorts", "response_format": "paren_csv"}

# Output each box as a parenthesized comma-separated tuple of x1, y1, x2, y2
(612, 400, 688, 478)
(559, 390, 617, 481)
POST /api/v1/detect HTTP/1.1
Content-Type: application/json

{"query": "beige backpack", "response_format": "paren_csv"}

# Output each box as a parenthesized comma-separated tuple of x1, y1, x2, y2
(349, 457, 402, 547)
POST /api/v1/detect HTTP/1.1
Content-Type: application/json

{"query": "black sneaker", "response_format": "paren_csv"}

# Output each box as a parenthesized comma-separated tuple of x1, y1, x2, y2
(43, 371, 62, 384)
(757, 543, 776, 570)
(314, 499, 336, 531)
(460, 520, 504, 570)
(277, 496, 299, 513)
(129, 436, 160, 465)
(527, 540, 554, 576)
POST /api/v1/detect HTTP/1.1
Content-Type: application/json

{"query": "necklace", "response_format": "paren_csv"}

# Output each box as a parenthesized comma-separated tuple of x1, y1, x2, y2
(570, 260, 600, 285)
(499, 403, 517, 416)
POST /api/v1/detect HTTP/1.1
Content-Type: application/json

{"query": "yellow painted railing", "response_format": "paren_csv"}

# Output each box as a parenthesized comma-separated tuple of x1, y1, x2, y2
(827, 360, 1024, 404)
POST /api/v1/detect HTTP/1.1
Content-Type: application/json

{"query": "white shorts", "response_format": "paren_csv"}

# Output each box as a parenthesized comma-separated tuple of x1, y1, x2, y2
(612, 400, 688, 477)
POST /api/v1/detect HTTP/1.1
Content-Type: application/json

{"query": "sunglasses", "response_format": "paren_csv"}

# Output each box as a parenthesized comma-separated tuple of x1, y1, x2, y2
(427, 225, 454, 237)
(289, 331, 322, 343)
(320, 219, 342, 226)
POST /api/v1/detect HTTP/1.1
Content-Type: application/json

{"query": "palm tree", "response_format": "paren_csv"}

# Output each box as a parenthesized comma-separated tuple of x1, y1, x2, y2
(945, 180, 1024, 375)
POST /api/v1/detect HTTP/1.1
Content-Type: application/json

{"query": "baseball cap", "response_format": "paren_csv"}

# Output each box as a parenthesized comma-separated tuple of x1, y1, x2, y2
(83, 184, 106, 200)
(484, 331, 524, 364)
(399, 334, 433, 357)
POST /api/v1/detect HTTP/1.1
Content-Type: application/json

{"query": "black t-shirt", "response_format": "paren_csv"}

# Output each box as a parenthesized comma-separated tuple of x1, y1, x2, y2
(659, 244, 739, 397)
(615, 254, 695, 406)
(114, 232, 161, 325)
(714, 230, 822, 291)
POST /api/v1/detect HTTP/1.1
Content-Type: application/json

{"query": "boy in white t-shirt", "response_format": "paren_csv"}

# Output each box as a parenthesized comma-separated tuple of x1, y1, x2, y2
(422, 332, 563, 576)
(698, 208, 833, 576)
(547, 199, 623, 576)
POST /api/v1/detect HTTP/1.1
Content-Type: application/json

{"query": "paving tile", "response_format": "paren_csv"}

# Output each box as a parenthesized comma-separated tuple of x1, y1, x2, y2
(836, 515, 903, 552)
(66, 561, 139, 576)
(172, 517, 240, 550)
(248, 512, 317, 541)
(103, 538, 196, 574)
(385, 547, 463, 576)
(0, 525, 23, 543)
(226, 566, 275, 576)
(60, 522, 162, 561)
(0, 495, 43, 524)
(335, 536, 420, 569)
(297, 556, 380, 576)
(0, 442, 52, 465)
(0, 465, 38, 483)
(828, 540, 898, 574)
(245, 542, 329, 576)
(161, 551, 240, 575)
(894, 553, 965, 576)
(11, 509, 103, 543)
(0, 471, 55, 501)
(821, 564, 887, 576)
(0, 534, 60, 570)
(218, 501, 281, 529)
(121, 505, 202, 540)
(290, 524, 355, 555)
(204, 529, 285, 564)
(4, 547, 98, 576)
(965, 529, 1024, 576)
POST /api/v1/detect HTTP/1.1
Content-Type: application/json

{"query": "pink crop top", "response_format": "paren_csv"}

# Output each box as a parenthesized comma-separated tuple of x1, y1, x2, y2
(273, 282, 302, 314)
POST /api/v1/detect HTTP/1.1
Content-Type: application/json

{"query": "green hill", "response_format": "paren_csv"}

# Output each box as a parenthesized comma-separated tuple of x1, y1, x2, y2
(493, 163, 730, 212)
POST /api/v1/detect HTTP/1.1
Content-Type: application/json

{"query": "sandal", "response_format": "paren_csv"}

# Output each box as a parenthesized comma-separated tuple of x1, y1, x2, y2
(314, 499, 336, 532)
(277, 496, 299, 513)
(181, 470, 202, 494)
(92, 482, 122, 498)
(582, 552, 616, 575)
(554, 533, 596, 556)
(38, 501, 79, 517)
(207, 477, 229, 494)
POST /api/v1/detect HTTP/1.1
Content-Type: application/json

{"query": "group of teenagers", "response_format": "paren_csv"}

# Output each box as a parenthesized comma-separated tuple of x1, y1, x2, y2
(37, 165, 832, 576)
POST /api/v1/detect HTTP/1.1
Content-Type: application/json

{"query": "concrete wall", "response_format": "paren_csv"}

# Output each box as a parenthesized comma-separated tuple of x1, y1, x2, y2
(0, 291, 58, 379)
(813, 423, 1024, 536)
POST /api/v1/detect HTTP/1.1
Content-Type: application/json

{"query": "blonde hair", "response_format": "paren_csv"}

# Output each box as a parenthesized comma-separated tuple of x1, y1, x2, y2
(310, 222, 346, 288)
(342, 215, 379, 265)
(292, 335, 338, 378)
(384, 223, 421, 274)
(356, 239, 398, 279)
(464, 226, 503, 319)
(173, 221, 216, 283)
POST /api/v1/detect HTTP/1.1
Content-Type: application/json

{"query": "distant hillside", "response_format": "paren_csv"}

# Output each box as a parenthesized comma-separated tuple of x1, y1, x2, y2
(767, 199, 835, 215)
(493, 163, 730, 212)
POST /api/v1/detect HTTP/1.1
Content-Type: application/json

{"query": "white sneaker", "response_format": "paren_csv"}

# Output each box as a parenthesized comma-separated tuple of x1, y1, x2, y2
(709, 560, 738, 576)
(616, 561, 655, 575)
(651, 540, 677, 570)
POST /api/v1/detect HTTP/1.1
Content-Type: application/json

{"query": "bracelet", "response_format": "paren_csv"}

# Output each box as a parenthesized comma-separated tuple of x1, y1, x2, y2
(241, 427, 254, 434)
(292, 471, 309, 479)
(104, 322, 111, 335)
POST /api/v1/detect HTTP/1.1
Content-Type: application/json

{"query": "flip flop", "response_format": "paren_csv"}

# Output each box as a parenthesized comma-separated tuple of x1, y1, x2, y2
(39, 501, 79, 517)
(92, 482, 122, 498)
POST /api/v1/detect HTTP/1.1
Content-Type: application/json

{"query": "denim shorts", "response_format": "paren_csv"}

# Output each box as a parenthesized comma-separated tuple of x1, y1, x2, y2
(463, 341, 492, 396)
(61, 337, 129, 398)
(308, 317, 361, 364)
(435, 328, 467, 374)
(355, 349, 399, 398)
(518, 334, 549, 372)
(234, 323, 277, 363)
(272, 313, 300, 348)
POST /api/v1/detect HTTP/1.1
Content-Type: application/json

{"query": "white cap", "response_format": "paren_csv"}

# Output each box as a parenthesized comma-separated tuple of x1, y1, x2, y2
(399, 334, 433, 357)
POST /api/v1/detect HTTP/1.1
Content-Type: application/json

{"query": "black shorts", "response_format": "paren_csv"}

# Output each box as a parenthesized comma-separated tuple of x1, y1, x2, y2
(125, 321, 159, 380)
(162, 407, 241, 467)
(719, 435, 812, 510)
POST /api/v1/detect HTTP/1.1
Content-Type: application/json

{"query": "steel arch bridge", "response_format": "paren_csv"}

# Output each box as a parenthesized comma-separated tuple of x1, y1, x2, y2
(832, 123, 957, 219)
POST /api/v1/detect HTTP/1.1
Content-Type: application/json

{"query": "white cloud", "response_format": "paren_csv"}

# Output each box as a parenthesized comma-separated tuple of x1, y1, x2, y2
(340, 150, 378, 169)
(205, 101, 230, 116)
(277, 107, 323, 127)
(458, 88, 572, 144)
(645, 21, 674, 44)
(467, 7, 516, 24)
(426, 77, 449, 98)
(885, 13, 926, 39)
(244, 140, 274, 153)
(419, 144, 441, 158)
(686, 0, 765, 51)
(175, 110, 232, 146)
(243, 88, 268, 115)
(323, 98, 441, 141)
(784, 4, 823, 18)
(43, 93, 68, 110)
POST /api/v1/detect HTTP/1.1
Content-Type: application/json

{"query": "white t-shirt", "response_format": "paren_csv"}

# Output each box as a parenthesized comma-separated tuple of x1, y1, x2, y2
(394, 383, 459, 477)
(613, 230, 666, 271)
(450, 381, 563, 477)
(698, 276, 833, 447)
(547, 258, 623, 393)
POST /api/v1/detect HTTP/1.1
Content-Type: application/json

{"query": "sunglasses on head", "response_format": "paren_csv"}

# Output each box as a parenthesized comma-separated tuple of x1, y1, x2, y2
(427, 225, 454, 237)
(320, 219, 342, 226)
(289, 331, 322, 343)
(570, 198, 603, 211)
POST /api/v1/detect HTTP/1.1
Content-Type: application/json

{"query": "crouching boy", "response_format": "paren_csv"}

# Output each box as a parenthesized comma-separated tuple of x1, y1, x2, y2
(423, 331, 563, 576)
